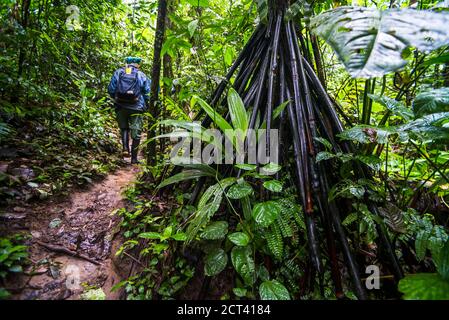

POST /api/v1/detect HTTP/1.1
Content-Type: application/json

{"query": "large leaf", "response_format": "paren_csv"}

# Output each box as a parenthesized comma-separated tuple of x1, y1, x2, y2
(227, 180, 253, 199)
(228, 232, 250, 246)
(311, 6, 449, 78)
(369, 94, 414, 121)
(413, 88, 449, 118)
(398, 273, 449, 300)
(185, 178, 236, 243)
(231, 246, 255, 285)
(200, 221, 229, 240)
(252, 201, 281, 228)
(259, 280, 291, 300)
(204, 248, 228, 276)
(227, 88, 248, 136)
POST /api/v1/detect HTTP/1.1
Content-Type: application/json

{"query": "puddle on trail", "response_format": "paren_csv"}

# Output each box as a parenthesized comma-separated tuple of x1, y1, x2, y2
(3, 165, 137, 300)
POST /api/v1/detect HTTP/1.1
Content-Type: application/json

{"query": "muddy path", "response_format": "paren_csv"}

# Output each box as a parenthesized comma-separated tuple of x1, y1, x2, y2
(2, 165, 138, 300)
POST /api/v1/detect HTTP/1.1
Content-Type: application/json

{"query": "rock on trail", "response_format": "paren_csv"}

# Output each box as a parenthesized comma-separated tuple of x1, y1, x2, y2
(2, 165, 137, 300)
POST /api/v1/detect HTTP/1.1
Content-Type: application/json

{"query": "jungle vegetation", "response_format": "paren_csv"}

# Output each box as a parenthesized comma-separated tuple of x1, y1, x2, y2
(1, 0, 449, 300)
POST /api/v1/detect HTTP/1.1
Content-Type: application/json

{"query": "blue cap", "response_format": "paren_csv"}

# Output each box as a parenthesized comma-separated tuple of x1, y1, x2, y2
(125, 57, 142, 64)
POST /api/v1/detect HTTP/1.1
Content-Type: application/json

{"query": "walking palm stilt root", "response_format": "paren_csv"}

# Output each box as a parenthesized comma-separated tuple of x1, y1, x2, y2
(158, 1, 403, 300)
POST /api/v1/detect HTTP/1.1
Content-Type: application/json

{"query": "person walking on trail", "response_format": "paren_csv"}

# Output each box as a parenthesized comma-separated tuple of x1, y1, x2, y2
(108, 57, 150, 164)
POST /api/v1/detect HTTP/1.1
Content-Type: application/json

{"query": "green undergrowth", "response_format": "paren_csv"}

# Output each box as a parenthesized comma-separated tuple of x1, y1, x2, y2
(0, 98, 122, 205)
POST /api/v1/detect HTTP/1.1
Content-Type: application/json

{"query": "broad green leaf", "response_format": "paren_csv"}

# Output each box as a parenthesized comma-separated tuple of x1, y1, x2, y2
(228, 232, 250, 246)
(356, 155, 383, 171)
(252, 201, 281, 227)
(338, 125, 395, 144)
(186, 178, 236, 243)
(263, 180, 283, 193)
(171, 233, 187, 241)
(231, 246, 255, 285)
(227, 181, 253, 199)
(311, 6, 449, 78)
(259, 280, 291, 300)
(435, 241, 449, 279)
(200, 221, 229, 240)
(316, 151, 336, 162)
(204, 248, 228, 276)
(413, 88, 449, 118)
(227, 88, 248, 136)
(314, 137, 333, 150)
(224, 47, 233, 67)
(369, 94, 413, 121)
(399, 273, 449, 300)
(187, 19, 198, 37)
(261, 162, 282, 175)
(233, 288, 247, 297)
(161, 226, 173, 240)
(235, 164, 257, 171)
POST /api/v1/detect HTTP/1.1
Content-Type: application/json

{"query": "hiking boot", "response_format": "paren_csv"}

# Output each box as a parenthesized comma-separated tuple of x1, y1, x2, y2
(120, 129, 130, 156)
(131, 139, 140, 164)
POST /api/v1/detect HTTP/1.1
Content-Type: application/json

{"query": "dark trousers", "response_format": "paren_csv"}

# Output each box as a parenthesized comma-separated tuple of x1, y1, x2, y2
(115, 107, 143, 140)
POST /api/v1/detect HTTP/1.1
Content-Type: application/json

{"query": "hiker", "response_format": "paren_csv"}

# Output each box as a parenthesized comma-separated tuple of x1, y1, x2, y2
(108, 57, 150, 164)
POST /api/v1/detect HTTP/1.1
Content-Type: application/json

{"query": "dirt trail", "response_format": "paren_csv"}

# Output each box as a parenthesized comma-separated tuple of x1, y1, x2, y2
(4, 165, 137, 300)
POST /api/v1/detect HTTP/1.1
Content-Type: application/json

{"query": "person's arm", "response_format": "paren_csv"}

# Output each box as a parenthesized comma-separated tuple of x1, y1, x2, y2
(108, 70, 119, 98)
(141, 74, 151, 109)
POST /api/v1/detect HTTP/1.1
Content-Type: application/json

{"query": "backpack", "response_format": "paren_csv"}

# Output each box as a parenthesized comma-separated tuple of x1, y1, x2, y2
(115, 65, 141, 103)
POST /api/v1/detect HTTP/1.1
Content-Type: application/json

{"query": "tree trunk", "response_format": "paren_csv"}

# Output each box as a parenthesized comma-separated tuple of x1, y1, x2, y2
(147, 0, 168, 166)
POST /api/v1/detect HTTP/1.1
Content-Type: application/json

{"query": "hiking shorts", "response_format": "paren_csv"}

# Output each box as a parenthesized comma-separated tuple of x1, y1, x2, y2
(115, 107, 143, 140)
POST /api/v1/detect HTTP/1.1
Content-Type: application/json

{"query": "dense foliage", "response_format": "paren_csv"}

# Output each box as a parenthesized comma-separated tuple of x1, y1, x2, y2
(1, 0, 449, 300)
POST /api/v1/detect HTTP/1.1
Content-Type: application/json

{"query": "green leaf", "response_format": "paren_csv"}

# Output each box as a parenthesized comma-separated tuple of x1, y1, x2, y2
(171, 233, 187, 241)
(316, 151, 336, 162)
(233, 287, 247, 297)
(231, 246, 255, 285)
(187, 19, 198, 37)
(184, 0, 209, 7)
(227, 181, 253, 199)
(369, 94, 413, 121)
(161, 226, 173, 240)
(261, 162, 282, 175)
(263, 180, 283, 193)
(224, 47, 233, 67)
(252, 201, 281, 228)
(413, 88, 449, 118)
(227, 88, 248, 136)
(259, 280, 291, 300)
(138, 232, 161, 240)
(399, 273, 449, 300)
(193, 96, 233, 140)
(311, 6, 449, 78)
(200, 221, 229, 240)
(235, 164, 257, 171)
(158, 169, 215, 188)
(338, 125, 395, 144)
(228, 232, 250, 246)
(204, 248, 228, 276)
(356, 155, 383, 171)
